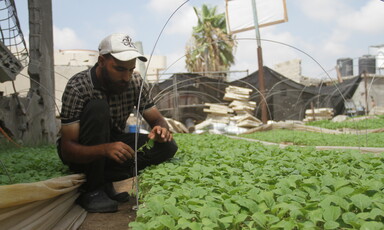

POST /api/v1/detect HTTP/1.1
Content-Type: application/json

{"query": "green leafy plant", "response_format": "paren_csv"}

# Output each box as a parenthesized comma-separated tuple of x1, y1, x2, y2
(240, 129, 384, 147)
(129, 134, 384, 229)
(306, 115, 384, 130)
(0, 144, 70, 185)
(137, 139, 155, 153)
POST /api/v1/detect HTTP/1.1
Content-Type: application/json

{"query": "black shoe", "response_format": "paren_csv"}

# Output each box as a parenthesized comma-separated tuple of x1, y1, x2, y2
(105, 182, 130, 203)
(76, 187, 118, 213)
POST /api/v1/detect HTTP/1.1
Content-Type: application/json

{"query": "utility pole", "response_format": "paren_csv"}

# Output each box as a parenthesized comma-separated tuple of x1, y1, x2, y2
(26, 0, 56, 144)
(251, 0, 268, 124)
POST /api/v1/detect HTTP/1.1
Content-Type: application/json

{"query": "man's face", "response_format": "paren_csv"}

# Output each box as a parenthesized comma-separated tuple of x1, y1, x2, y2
(99, 56, 136, 94)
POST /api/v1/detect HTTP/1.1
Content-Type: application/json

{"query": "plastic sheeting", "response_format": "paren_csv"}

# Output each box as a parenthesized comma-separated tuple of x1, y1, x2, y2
(226, 0, 288, 34)
(0, 174, 86, 230)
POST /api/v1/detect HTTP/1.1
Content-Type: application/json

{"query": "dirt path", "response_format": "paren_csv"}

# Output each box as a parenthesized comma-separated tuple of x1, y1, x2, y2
(78, 178, 137, 230)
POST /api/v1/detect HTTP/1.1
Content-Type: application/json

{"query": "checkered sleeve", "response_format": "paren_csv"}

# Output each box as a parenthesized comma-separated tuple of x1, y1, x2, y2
(60, 81, 84, 125)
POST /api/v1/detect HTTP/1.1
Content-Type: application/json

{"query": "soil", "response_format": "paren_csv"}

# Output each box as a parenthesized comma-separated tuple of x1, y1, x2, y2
(78, 178, 137, 230)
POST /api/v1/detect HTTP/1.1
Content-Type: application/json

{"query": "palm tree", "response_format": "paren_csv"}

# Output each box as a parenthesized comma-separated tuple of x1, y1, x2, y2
(185, 4, 236, 77)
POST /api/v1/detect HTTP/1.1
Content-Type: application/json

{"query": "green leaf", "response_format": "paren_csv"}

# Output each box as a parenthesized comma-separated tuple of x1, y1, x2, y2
(128, 222, 148, 230)
(163, 205, 181, 218)
(308, 208, 324, 224)
(370, 208, 384, 219)
(189, 222, 203, 230)
(290, 208, 304, 220)
(334, 186, 354, 197)
(233, 197, 259, 213)
(357, 208, 384, 220)
(324, 220, 339, 229)
(270, 220, 296, 230)
(202, 218, 217, 228)
(357, 212, 371, 220)
(189, 187, 208, 198)
(297, 221, 317, 230)
(138, 139, 155, 152)
(260, 191, 275, 209)
(333, 178, 350, 190)
(342, 212, 360, 228)
(177, 218, 191, 229)
(373, 200, 384, 210)
(323, 206, 341, 222)
(252, 212, 267, 228)
(247, 188, 261, 202)
(320, 195, 350, 211)
(157, 215, 175, 229)
(219, 215, 233, 228)
(179, 209, 196, 220)
(223, 201, 240, 214)
(196, 206, 221, 220)
(360, 221, 384, 230)
(271, 202, 291, 217)
(147, 198, 165, 215)
(351, 194, 372, 211)
(234, 213, 248, 224)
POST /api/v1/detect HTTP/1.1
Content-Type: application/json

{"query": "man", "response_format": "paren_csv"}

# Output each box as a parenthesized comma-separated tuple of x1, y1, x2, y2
(57, 33, 178, 213)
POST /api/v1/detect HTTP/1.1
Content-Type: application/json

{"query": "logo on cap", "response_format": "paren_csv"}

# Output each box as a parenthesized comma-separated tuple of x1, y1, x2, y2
(122, 36, 136, 48)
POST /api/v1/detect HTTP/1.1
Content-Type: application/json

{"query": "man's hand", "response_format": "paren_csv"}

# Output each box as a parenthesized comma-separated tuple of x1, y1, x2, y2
(148, 126, 173, 143)
(104, 141, 135, 164)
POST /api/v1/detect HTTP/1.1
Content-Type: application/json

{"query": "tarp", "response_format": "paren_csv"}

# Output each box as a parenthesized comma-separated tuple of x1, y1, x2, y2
(225, 0, 288, 34)
(231, 67, 362, 121)
(0, 174, 86, 230)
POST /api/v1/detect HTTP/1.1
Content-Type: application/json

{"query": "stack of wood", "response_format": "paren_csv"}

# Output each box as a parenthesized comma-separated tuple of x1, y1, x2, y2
(203, 103, 233, 124)
(198, 85, 261, 133)
(165, 118, 189, 133)
(224, 86, 261, 128)
(303, 108, 334, 122)
(230, 113, 262, 128)
(223, 86, 253, 101)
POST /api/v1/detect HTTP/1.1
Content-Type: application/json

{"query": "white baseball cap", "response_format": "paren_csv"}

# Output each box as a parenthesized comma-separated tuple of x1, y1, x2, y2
(98, 33, 147, 62)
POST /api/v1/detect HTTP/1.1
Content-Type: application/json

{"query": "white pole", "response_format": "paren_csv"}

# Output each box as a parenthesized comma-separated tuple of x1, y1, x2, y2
(251, 0, 268, 123)
(251, 0, 261, 47)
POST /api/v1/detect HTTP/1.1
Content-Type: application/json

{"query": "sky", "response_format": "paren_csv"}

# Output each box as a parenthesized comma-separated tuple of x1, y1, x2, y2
(14, 0, 384, 81)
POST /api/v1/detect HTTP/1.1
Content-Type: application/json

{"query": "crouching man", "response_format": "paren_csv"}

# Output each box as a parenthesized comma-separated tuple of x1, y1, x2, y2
(57, 33, 177, 213)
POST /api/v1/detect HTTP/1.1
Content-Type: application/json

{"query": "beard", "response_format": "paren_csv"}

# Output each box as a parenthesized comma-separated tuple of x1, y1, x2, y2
(100, 67, 130, 95)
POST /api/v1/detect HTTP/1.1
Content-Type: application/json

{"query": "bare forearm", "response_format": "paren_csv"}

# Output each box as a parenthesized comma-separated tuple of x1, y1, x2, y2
(61, 140, 107, 164)
(151, 117, 169, 129)
(143, 107, 169, 129)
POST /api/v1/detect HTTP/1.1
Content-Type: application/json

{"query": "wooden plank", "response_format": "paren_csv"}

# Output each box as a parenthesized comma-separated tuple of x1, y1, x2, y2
(229, 100, 256, 108)
(204, 103, 232, 112)
(225, 86, 252, 95)
(223, 92, 250, 101)
(203, 108, 233, 115)
(237, 120, 262, 128)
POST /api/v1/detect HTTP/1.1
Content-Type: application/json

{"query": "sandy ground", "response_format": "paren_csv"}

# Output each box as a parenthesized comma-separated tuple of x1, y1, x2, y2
(78, 178, 138, 230)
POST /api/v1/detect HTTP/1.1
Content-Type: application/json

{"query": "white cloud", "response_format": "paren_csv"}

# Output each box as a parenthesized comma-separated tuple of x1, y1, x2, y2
(166, 7, 196, 36)
(322, 30, 350, 56)
(338, 0, 384, 34)
(147, 0, 190, 15)
(53, 26, 84, 49)
(296, 0, 352, 23)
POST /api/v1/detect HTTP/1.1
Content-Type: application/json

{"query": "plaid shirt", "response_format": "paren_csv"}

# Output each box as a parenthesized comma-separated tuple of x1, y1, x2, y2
(60, 64, 154, 133)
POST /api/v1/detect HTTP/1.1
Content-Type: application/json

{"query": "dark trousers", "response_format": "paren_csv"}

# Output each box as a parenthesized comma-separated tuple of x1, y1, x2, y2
(58, 99, 178, 192)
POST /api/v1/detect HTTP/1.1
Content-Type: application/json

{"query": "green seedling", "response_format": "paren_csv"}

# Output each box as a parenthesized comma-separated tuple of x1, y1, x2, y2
(137, 139, 155, 153)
